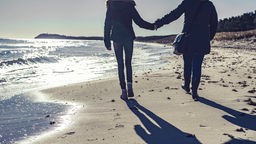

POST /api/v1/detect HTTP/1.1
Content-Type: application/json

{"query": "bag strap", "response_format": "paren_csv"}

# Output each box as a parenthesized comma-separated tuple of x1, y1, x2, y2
(186, 2, 204, 34)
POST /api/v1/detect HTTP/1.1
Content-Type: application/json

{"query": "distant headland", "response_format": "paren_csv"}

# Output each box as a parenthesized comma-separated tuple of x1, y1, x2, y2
(35, 33, 177, 44)
(35, 33, 103, 41)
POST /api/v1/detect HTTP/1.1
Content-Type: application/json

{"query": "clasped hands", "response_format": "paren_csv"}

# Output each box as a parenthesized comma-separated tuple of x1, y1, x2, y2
(153, 19, 161, 30)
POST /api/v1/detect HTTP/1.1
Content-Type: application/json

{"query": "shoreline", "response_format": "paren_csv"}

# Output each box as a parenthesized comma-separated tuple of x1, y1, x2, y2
(18, 46, 256, 144)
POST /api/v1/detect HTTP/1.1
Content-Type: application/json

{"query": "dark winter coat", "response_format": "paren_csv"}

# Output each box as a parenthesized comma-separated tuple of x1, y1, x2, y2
(155, 0, 218, 55)
(104, 1, 154, 48)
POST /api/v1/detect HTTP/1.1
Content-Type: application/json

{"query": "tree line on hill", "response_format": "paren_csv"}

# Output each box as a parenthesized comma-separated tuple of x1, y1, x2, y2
(218, 10, 256, 32)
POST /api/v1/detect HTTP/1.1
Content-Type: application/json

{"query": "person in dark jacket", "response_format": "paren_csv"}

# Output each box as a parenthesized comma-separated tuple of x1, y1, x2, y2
(155, 0, 218, 101)
(104, 0, 155, 100)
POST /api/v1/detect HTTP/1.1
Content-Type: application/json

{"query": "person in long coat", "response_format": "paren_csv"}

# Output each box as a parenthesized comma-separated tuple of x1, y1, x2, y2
(155, 0, 218, 101)
(104, 0, 155, 100)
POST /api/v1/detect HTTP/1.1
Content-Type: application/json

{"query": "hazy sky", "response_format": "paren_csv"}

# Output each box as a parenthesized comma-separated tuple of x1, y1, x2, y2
(0, 0, 256, 38)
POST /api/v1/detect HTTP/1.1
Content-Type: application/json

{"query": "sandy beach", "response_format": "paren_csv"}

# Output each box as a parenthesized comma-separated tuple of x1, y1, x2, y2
(22, 47, 256, 144)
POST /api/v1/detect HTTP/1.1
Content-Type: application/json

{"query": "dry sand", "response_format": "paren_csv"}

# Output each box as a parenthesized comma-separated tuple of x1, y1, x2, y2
(22, 47, 256, 144)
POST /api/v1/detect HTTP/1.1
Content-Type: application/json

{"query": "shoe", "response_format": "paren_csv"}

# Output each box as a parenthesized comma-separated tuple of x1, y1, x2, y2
(120, 89, 128, 101)
(128, 89, 134, 97)
(192, 92, 199, 101)
(181, 85, 190, 93)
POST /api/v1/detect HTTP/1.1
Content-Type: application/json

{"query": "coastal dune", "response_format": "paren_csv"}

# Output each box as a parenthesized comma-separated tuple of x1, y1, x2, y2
(24, 47, 256, 144)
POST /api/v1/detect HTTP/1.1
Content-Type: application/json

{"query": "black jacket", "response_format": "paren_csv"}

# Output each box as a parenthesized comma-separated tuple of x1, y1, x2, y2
(104, 1, 154, 48)
(155, 0, 218, 54)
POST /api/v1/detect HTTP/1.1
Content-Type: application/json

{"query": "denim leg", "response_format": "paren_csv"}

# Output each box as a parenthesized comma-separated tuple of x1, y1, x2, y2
(124, 39, 134, 84)
(183, 54, 192, 87)
(191, 54, 204, 93)
(113, 42, 126, 89)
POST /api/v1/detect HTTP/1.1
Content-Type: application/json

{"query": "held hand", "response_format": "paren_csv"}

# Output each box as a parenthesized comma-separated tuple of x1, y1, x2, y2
(154, 25, 158, 31)
(154, 19, 162, 30)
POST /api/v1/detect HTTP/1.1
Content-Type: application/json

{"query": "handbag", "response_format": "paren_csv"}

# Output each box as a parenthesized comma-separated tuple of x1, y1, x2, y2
(172, 2, 203, 55)
(173, 33, 187, 55)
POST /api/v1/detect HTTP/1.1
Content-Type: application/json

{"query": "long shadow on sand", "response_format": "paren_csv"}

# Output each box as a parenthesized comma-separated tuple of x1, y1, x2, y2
(198, 97, 256, 131)
(225, 138, 256, 144)
(126, 99, 202, 144)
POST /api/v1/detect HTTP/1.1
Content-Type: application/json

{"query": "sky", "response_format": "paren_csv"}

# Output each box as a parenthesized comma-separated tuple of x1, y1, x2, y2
(0, 0, 256, 39)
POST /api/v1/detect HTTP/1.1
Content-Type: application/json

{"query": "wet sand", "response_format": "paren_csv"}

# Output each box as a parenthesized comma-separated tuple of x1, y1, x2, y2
(22, 47, 256, 144)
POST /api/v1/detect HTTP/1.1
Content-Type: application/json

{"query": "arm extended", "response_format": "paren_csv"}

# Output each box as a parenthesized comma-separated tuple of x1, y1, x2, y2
(155, 0, 186, 28)
(132, 8, 154, 30)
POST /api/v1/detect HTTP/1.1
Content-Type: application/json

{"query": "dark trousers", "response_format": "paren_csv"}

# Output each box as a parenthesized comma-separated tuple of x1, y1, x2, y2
(113, 39, 134, 89)
(183, 53, 205, 94)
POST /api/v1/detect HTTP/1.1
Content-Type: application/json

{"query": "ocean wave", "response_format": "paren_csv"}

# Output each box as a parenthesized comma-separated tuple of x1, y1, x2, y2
(0, 45, 34, 49)
(0, 56, 58, 67)
(0, 38, 27, 44)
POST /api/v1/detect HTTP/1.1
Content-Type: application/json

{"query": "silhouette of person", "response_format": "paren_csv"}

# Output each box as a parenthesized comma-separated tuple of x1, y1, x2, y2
(104, 0, 155, 100)
(154, 0, 218, 101)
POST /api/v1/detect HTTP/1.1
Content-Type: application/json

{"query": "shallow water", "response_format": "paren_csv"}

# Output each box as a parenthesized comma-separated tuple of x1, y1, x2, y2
(0, 38, 172, 143)
(0, 94, 72, 144)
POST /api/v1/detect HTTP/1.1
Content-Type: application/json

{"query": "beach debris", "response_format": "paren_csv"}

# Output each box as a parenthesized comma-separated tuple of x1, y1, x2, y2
(167, 97, 171, 100)
(149, 89, 154, 92)
(175, 71, 181, 74)
(202, 75, 211, 80)
(248, 76, 252, 79)
(111, 99, 115, 103)
(223, 133, 235, 139)
(199, 124, 207, 128)
(135, 81, 138, 83)
(250, 110, 256, 114)
(220, 70, 228, 73)
(50, 121, 56, 125)
(222, 84, 229, 87)
(176, 75, 182, 79)
(232, 89, 238, 92)
(115, 113, 121, 117)
(248, 88, 256, 94)
(45, 115, 50, 118)
(241, 108, 249, 111)
(115, 124, 124, 128)
(236, 128, 246, 133)
(87, 138, 98, 141)
(65, 132, 75, 135)
(244, 98, 256, 106)
(171, 88, 179, 90)
(208, 81, 219, 84)
(237, 81, 249, 87)
(165, 86, 170, 90)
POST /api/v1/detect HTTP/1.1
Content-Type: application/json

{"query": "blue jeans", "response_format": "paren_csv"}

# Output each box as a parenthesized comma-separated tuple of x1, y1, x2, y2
(113, 39, 134, 89)
(183, 54, 205, 94)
